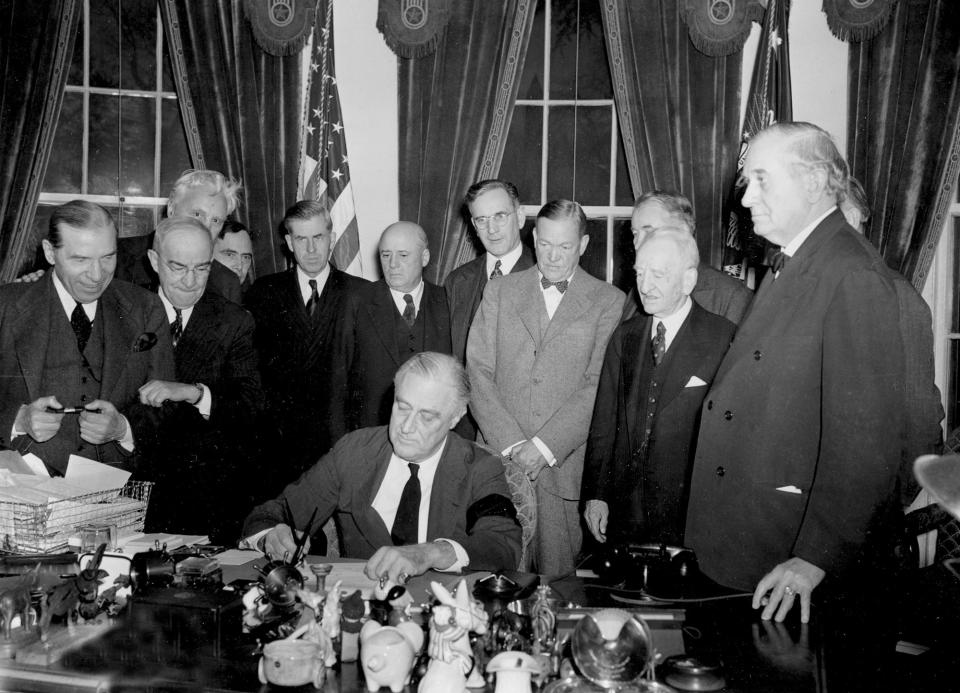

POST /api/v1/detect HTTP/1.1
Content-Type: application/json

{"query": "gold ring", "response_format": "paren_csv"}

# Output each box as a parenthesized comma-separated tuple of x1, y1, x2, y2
(397, 572, 409, 585)
(784, 585, 795, 596)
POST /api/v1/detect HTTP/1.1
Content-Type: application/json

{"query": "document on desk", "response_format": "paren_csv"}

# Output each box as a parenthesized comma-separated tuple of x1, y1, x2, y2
(65, 455, 131, 492)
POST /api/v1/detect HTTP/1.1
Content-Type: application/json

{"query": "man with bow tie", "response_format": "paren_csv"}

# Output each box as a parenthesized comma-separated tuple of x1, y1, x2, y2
(0, 200, 173, 476)
(136, 216, 263, 541)
(468, 199, 624, 575)
(581, 227, 735, 548)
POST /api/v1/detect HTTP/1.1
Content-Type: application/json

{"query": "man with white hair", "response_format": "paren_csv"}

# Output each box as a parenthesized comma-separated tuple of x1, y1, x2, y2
(582, 227, 735, 547)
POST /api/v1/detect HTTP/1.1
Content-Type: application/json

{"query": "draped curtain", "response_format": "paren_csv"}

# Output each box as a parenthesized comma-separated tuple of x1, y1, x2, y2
(600, 0, 742, 268)
(399, 1, 536, 284)
(847, 0, 960, 290)
(0, 0, 80, 281)
(160, 0, 303, 278)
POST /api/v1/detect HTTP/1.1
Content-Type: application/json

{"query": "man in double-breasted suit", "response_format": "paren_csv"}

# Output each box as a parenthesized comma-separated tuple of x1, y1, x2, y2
(245, 201, 369, 486)
(329, 222, 452, 442)
(0, 201, 174, 476)
(243, 353, 521, 581)
(468, 200, 624, 575)
(136, 217, 263, 542)
(582, 228, 735, 547)
(684, 126, 906, 691)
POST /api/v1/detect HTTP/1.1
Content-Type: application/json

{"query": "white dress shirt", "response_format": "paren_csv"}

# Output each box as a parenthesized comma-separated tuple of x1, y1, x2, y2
(485, 242, 524, 278)
(388, 280, 425, 316)
(296, 264, 331, 304)
(650, 296, 693, 354)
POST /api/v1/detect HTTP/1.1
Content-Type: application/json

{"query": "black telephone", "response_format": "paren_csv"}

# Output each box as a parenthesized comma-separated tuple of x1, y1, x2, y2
(594, 542, 701, 598)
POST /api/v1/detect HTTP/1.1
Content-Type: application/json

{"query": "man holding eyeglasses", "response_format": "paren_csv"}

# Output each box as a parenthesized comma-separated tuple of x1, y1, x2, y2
(0, 200, 174, 476)
(137, 216, 263, 541)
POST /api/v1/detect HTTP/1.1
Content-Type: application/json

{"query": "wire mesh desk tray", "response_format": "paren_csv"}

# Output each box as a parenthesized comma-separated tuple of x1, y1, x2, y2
(0, 480, 152, 555)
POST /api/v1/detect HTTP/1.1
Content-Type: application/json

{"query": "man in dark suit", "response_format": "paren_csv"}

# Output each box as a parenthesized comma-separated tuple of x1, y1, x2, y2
(116, 169, 244, 304)
(245, 201, 368, 483)
(683, 123, 905, 691)
(242, 352, 521, 582)
(136, 217, 263, 542)
(468, 200, 624, 575)
(620, 191, 752, 325)
(0, 200, 174, 475)
(330, 222, 452, 441)
(582, 228, 735, 547)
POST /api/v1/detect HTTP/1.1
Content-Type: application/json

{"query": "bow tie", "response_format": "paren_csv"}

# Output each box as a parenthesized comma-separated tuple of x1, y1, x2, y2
(772, 250, 790, 274)
(540, 277, 569, 294)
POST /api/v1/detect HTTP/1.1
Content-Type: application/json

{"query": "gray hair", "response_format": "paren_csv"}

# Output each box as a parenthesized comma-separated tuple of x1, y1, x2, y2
(537, 199, 586, 237)
(465, 179, 521, 209)
(394, 352, 470, 411)
(48, 200, 116, 248)
(153, 216, 213, 255)
(282, 200, 331, 237)
(636, 226, 700, 271)
(633, 191, 696, 234)
(756, 122, 849, 204)
(167, 169, 243, 216)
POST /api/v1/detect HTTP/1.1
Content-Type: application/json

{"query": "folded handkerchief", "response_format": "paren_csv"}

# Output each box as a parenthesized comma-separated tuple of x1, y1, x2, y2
(685, 375, 707, 387)
(776, 485, 803, 495)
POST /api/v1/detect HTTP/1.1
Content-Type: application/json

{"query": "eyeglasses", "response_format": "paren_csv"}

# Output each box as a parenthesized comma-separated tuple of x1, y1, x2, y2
(471, 211, 513, 230)
(164, 261, 212, 279)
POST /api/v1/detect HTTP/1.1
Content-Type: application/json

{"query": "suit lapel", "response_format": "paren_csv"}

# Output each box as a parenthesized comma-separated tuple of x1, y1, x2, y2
(516, 272, 546, 344)
(657, 306, 704, 408)
(99, 284, 135, 400)
(353, 439, 395, 547)
(541, 269, 591, 347)
(367, 282, 402, 366)
(175, 292, 218, 381)
(427, 436, 465, 541)
(621, 318, 652, 452)
(13, 278, 55, 402)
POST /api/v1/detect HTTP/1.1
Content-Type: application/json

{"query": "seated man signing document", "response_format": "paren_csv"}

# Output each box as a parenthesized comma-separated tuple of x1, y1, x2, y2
(241, 352, 521, 583)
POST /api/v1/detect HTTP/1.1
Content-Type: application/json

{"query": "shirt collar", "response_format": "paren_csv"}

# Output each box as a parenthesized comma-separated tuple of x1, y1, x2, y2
(396, 435, 447, 471)
(485, 243, 524, 278)
(389, 279, 425, 312)
(781, 205, 837, 258)
(296, 264, 331, 302)
(52, 271, 97, 321)
(157, 288, 195, 326)
(651, 295, 692, 351)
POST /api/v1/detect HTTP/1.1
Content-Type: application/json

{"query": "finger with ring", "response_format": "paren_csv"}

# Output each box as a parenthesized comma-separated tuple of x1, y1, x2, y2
(397, 572, 409, 585)
(784, 585, 795, 596)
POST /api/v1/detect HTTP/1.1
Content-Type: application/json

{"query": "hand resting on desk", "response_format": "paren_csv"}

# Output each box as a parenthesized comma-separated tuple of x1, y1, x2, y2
(261, 523, 312, 562)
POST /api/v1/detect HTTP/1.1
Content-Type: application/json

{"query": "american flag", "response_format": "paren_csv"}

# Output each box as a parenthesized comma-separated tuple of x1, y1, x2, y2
(298, 0, 362, 276)
(722, 0, 792, 287)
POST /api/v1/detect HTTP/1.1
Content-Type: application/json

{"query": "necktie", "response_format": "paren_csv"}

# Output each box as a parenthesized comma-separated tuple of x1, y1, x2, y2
(652, 321, 667, 366)
(490, 259, 503, 279)
(540, 276, 569, 294)
(402, 294, 416, 327)
(306, 279, 320, 321)
(391, 463, 421, 546)
(772, 251, 790, 274)
(170, 308, 183, 347)
(71, 303, 92, 354)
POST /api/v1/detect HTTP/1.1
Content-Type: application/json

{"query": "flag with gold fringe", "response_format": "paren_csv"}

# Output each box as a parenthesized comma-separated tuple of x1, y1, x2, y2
(298, 0, 362, 276)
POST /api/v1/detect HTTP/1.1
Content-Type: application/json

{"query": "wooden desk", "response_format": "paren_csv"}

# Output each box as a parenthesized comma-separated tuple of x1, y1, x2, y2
(0, 558, 825, 692)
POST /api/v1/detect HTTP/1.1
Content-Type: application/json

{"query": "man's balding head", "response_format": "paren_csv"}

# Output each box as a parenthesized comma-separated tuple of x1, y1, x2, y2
(148, 216, 214, 310)
(634, 227, 699, 319)
(379, 222, 429, 293)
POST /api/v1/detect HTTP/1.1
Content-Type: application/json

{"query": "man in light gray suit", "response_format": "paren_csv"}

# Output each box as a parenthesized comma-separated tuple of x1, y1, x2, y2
(467, 200, 624, 575)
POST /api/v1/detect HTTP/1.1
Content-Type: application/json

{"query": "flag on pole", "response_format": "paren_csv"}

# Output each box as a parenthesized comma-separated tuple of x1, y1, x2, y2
(722, 0, 792, 287)
(298, 0, 362, 276)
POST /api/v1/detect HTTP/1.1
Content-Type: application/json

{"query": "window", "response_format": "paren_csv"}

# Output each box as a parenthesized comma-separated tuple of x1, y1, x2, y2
(500, 0, 635, 290)
(33, 0, 191, 254)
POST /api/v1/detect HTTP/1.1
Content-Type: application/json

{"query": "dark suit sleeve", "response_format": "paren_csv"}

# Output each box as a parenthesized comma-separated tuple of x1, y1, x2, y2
(582, 325, 623, 502)
(208, 261, 243, 304)
(123, 293, 176, 453)
(326, 289, 363, 445)
(208, 308, 264, 423)
(791, 268, 904, 574)
(458, 448, 522, 572)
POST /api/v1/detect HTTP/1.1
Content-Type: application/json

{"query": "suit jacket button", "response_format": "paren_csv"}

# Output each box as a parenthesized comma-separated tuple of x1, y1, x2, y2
(723, 410, 733, 420)
(707, 400, 713, 410)
(754, 350, 762, 360)
(716, 466, 725, 477)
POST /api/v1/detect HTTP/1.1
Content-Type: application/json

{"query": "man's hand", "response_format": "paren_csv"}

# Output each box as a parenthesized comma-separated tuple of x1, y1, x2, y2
(584, 499, 609, 543)
(752, 557, 826, 623)
(139, 380, 200, 407)
(78, 400, 127, 445)
(510, 440, 548, 482)
(15, 396, 65, 443)
(15, 269, 45, 283)
(364, 542, 456, 584)
(261, 524, 311, 562)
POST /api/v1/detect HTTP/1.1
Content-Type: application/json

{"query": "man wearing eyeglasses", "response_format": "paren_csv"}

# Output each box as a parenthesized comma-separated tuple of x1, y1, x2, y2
(0, 200, 174, 476)
(137, 216, 263, 541)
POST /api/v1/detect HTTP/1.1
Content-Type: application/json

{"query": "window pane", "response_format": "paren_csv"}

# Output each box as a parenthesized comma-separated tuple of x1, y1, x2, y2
(518, 0, 545, 100)
(546, 106, 611, 205)
(116, 205, 159, 239)
(43, 93, 83, 193)
(160, 99, 191, 196)
(68, 17, 84, 85)
(162, 27, 176, 93)
(579, 217, 608, 281)
(120, 0, 157, 91)
(88, 93, 120, 194)
(611, 217, 635, 292)
(501, 106, 543, 203)
(550, 0, 610, 100)
(120, 96, 156, 196)
(90, 1, 120, 89)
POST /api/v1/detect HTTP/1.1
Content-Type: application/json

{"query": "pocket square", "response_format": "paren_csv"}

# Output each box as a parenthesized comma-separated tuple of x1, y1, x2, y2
(684, 375, 707, 387)
(776, 485, 803, 495)
(132, 332, 157, 353)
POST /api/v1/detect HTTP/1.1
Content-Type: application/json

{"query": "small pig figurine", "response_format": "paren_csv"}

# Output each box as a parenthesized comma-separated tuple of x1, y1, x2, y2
(359, 619, 424, 693)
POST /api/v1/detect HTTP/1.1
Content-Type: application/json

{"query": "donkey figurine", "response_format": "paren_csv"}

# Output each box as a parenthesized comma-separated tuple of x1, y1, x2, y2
(419, 579, 489, 693)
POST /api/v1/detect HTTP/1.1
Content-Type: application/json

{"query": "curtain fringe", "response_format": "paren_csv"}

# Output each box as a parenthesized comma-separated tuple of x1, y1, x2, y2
(686, 28, 755, 57)
(246, 23, 313, 57)
(376, 7, 446, 58)
(824, 11, 894, 43)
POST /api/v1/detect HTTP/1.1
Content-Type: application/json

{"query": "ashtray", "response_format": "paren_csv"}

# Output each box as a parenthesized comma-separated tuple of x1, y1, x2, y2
(661, 655, 725, 691)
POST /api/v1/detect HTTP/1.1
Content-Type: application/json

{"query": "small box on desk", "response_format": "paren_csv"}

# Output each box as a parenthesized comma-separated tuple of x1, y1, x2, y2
(130, 586, 243, 659)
